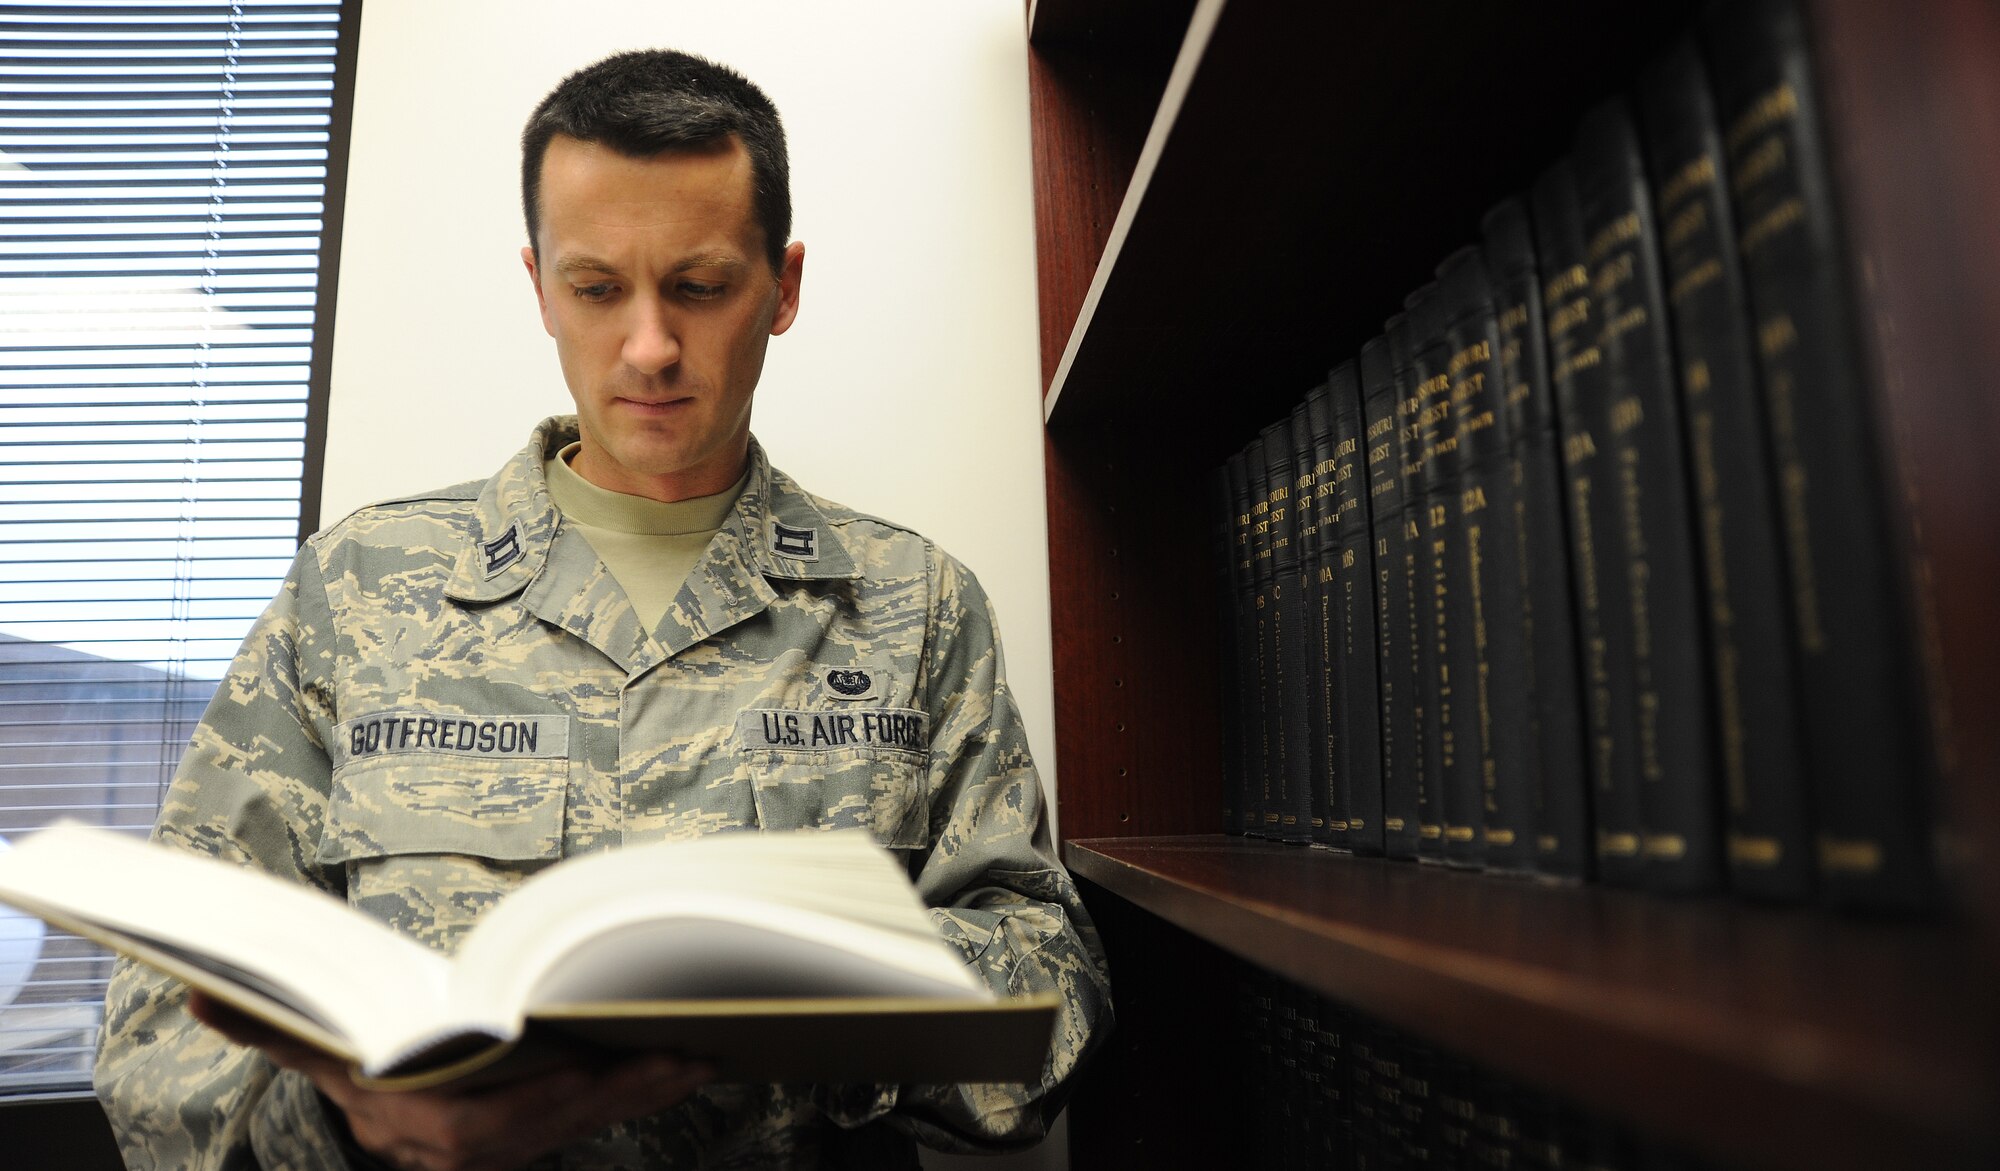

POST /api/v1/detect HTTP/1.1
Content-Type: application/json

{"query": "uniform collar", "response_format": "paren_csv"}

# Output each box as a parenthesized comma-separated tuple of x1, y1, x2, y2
(445, 417, 859, 609)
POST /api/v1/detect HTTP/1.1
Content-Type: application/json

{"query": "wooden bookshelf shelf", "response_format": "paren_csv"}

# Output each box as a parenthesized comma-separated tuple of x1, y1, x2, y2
(1066, 834, 1998, 1171)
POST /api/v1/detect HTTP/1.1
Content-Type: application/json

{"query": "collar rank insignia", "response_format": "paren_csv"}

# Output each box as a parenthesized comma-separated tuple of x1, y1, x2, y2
(483, 524, 523, 577)
(771, 522, 818, 560)
(825, 668, 876, 700)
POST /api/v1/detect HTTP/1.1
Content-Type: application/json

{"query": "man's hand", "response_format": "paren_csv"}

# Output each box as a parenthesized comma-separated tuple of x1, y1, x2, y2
(189, 991, 712, 1171)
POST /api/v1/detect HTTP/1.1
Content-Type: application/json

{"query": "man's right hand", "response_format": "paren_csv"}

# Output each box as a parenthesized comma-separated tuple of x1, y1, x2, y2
(189, 991, 713, 1171)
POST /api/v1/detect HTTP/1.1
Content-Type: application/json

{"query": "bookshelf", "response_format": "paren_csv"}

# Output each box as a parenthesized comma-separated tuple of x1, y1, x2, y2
(1027, 2, 2000, 1169)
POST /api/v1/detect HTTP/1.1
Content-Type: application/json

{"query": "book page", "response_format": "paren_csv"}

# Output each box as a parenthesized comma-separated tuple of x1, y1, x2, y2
(449, 830, 986, 1024)
(0, 824, 457, 1065)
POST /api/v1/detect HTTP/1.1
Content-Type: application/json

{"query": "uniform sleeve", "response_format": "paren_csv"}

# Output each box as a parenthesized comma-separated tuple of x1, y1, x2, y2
(818, 548, 1114, 1152)
(93, 544, 356, 1171)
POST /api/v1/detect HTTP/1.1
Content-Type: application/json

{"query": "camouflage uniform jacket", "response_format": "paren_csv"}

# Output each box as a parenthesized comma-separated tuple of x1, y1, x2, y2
(94, 417, 1112, 1170)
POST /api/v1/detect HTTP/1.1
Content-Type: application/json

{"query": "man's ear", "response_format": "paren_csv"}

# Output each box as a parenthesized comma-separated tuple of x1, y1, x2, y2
(770, 240, 805, 337)
(522, 245, 555, 337)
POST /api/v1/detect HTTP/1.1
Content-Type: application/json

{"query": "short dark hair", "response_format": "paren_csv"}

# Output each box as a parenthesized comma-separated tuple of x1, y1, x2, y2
(521, 49, 791, 271)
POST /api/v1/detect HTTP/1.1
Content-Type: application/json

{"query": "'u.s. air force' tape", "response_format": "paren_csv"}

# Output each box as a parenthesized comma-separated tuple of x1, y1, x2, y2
(333, 711, 570, 767)
(736, 707, 927, 754)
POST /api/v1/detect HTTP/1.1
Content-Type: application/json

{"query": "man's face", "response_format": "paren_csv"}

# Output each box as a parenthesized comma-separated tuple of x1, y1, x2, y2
(522, 133, 803, 501)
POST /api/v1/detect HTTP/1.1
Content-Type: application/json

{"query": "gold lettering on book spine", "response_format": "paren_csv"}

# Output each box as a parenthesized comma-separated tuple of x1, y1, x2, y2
(1819, 837, 1883, 874)
(1732, 134, 1788, 195)
(1689, 393, 1748, 814)
(1758, 314, 1825, 653)
(1740, 196, 1805, 255)
(1545, 263, 1588, 301)
(1657, 154, 1715, 212)
(1724, 82, 1799, 153)
(1670, 256, 1722, 305)
(1663, 198, 1707, 251)
(1468, 521, 1497, 816)
(1587, 211, 1641, 264)
(1729, 835, 1783, 867)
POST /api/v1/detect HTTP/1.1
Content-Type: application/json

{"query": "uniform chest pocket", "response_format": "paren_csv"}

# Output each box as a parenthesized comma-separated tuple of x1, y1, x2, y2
(318, 753, 569, 865)
(318, 728, 571, 951)
(321, 709, 571, 864)
(737, 708, 931, 850)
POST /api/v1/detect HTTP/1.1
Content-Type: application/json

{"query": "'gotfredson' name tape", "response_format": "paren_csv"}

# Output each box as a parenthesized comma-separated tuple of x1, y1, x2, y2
(333, 711, 570, 766)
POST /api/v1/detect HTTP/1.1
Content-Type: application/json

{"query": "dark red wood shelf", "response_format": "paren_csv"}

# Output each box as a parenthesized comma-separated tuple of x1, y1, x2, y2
(1067, 834, 1999, 1171)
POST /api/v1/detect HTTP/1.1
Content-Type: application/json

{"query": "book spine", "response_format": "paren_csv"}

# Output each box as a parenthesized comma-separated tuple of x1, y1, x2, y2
(1329, 360, 1386, 856)
(1227, 452, 1263, 837)
(1484, 195, 1595, 883)
(1310, 993, 1352, 1163)
(1244, 434, 1278, 838)
(1263, 419, 1315, 842)
(1212, 464, 1242, 836)
(1532, 158, 1646, 886)
(1575, 98, 1724, 895)
(1291, 399, 1340, 848)
(1305, 379, 1351, 850)
(1639, 36, 1814, 901)
(1364, 333, 1422, 861)
(1437, 245, 1537, 875)
(1405, 283, 1483, 869)
(1386, 312, 1443, 863)
(1705, 0, 1937, 910)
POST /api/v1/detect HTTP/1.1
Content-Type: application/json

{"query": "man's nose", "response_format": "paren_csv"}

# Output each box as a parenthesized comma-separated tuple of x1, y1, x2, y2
(622, 297, 681, 374)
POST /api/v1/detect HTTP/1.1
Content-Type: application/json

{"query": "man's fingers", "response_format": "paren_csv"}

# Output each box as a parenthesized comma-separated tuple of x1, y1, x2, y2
(186, 998, 716, 1171)
(487, 1053, 713, 1155)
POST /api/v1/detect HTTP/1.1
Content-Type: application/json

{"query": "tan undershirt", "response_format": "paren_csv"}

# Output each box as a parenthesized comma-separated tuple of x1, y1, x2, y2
(544, 442, 748, 633)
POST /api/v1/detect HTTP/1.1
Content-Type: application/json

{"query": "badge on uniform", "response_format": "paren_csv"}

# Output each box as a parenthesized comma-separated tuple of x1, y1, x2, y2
(770, 521, 818, 560)
(483, 525, 523, 576)
(824, 668, 879, 700)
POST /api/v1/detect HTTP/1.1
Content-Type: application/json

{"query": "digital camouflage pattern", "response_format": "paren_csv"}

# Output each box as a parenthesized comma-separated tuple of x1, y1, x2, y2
(94, 418, 1113, 1170)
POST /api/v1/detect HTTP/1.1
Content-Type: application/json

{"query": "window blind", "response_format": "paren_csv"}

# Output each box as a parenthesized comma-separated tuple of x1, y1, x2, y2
(0, 0, 350, 1097)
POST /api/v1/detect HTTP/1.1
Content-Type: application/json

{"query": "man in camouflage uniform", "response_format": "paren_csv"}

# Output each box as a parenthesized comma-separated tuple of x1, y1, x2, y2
(94, 49, 1111, 1171)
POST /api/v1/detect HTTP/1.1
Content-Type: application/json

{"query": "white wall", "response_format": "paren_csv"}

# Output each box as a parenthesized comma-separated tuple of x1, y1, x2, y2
(324, 0, 1054, 808)
(325, 8, 1062, 1162)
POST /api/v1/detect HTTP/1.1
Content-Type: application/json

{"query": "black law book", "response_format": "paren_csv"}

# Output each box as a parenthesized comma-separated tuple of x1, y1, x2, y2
(1328, 360, 1387, 856)
(1532, 157, 1645, 887)
(1386, 310, 1444, 864)
(1303, 379, 1349, 850)
(1237, 971, 1280, 1168)
(1213, 462, 1245, 836)
(1638, 37, 1814, 902)
(1364, 333, 1422, 861)
(1347, 1019, 1386, 1166)
(1243, 433, 1278, 838)
(1574, 98, 1725, 895)
(1289, 398, 1339, 848)
(1226, 450, 1265, 837)
(1404, 282, 1482, 869)
(1483, 196, 1594, 883)
(1262, 417, 1315, 843)
(1436, 245, 1537, 875)
(1307, 990, 1354, 1163)
(1272, 978, 1306, 1165)
(1705, 0, 1939, 911)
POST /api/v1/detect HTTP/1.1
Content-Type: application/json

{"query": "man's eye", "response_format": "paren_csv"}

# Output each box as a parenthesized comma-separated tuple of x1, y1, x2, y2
(572, 283, 615, 302)
(679, 281, 724, 300)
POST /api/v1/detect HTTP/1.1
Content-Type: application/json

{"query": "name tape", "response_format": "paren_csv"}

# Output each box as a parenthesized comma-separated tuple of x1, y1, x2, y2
(737, 707, 927, 754)
(335, 711, 570, 767)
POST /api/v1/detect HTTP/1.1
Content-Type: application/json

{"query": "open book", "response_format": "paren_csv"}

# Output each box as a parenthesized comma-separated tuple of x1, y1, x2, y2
(0, 823, 1057, 1090)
